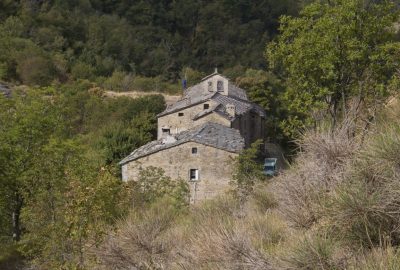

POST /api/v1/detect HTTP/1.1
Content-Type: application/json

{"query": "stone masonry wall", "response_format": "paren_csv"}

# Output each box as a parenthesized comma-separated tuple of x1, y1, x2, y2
(122, 141, 238, 203)
(157, 100, 230, 139)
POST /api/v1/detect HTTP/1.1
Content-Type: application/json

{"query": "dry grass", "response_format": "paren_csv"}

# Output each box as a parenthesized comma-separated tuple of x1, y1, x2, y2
(279, 233, 349, 270)
(349, 246, 400, 270)
(93, 198, 182, 270)
(179, 197, 277, 270)
(93, 113, 400, 269)
(324, 123, 400, 247)
(272, 120, 358, 228)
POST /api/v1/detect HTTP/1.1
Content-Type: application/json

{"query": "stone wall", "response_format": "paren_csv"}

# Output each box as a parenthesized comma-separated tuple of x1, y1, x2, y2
(122, 141, 238, 203)
(232, 112, 265, 147)
(157, 100, 230, 139)
(199, 74, 229, 95)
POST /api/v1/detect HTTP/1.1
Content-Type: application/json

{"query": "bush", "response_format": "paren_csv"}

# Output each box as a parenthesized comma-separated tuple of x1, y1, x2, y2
(283, 234, 348, 270)
(102, 71, 134, 92)
(326, 123, 400, 247)
(349, 247, 400, 270)
(272, 120, 358, 228)
(94, 198, 183, 270)
(16, 55, 56, 86)
(181, 196, 274, 270)
(130, 167, 189, 210)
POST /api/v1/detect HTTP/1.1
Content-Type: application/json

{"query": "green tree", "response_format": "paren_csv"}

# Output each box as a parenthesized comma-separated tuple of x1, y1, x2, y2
(231, 140, 264, 204)
(130, 167, 189, 210)
(267, 0, 400, 136)
(99, 111, 156, 165)
(236, 69, 287, 143)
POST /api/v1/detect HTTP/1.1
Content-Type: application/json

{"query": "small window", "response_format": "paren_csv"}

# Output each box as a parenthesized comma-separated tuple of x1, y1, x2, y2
(204, 104, 210, 110)
(192, 147, 198, 154)
(162, 128, 170, 135)
(178, 112, 184, 117)
(189, 169, 199, 181)
(217, 80, 224, 92)
(208, 81, 213, 92)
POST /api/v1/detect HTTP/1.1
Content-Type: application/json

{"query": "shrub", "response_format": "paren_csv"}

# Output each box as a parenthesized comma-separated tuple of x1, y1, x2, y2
(349, 247, 400, 270)
(250, 184, 278, 213)
(102, 71, 134, 92)
(272, 120, 358, 228)
(326, 123, 400, 248)
(282, 234, 348, 270)
(16, 55, 55, 86)
(231, 140, 264, 204)
(94, 198, 182, 270)
(130, 167, 189, 210)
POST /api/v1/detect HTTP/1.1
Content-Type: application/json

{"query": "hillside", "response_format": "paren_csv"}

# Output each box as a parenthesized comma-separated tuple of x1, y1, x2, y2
(1, 0, 400, 269)
(0, 0, 301, 86)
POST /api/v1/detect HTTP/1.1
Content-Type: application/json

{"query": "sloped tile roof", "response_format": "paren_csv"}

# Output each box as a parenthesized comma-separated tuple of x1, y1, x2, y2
(119, 122, 245, 165)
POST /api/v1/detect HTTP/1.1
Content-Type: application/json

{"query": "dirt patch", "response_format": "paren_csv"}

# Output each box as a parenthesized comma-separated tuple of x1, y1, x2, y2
(104, 91, 181, 106)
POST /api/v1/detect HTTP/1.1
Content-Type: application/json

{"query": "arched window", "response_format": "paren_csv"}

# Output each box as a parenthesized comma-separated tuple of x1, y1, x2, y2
(217, 80, 224, 92)
(208, 81, 213, 92)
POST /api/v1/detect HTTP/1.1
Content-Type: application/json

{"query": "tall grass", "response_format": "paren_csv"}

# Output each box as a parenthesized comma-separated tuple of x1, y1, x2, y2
(272, 120, 358, 228)
(93, 113, 400, 269)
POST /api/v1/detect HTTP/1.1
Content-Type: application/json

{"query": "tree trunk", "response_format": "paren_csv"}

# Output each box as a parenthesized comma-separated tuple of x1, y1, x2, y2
(12, 191, 23, 242)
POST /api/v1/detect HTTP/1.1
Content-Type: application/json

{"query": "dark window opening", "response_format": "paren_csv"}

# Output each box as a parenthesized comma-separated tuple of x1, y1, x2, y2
(162, 128, 170, 135)
(204, 104, 210, 110)
(178, 112, 184, 117)
(192, 147, 198, 154)
(189, 169, 199, 181)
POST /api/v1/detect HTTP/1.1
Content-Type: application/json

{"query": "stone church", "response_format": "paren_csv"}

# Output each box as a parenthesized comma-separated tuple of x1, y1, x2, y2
(120, 71, 266, 203)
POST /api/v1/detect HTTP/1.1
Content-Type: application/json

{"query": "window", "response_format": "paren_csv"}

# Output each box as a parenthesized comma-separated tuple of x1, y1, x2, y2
(178, 112, 184, 117)
(208, 81, 213, 92)
(203, 104, 210, 110)
(192, 147, 198, 154)
(189, 169, 199, 181)
(217, 80, 224, 92)
(162, 128, 170, 135)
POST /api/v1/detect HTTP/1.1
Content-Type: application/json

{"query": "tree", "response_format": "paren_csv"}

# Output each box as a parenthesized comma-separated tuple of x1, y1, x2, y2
(231, 140, 264, 204)
(236, 69, 288, 143)
(130, 167, 189, 210)
(267, 0, 400, 136)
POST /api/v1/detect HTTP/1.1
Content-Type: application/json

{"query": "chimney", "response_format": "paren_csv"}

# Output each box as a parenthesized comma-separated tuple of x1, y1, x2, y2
(226, 104, 235, 117)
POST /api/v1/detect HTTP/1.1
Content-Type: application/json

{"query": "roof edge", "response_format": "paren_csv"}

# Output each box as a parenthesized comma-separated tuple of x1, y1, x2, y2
(119, 137, 242, 165)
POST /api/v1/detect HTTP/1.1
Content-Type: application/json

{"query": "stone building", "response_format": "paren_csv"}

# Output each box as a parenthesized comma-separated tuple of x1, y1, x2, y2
(120, 71, 266, 203)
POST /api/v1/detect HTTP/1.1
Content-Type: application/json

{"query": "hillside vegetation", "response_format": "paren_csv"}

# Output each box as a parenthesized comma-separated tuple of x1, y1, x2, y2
(0, 0, 300, 89)
(1, 0, 400, 269)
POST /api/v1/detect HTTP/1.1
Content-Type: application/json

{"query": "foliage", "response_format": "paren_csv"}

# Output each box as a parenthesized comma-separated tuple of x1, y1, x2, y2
(0, 0, 300, 86)
(99, 112, 156, 165)
(284, 234, 346, 270)
(94, 197, 183, 270)
(272, 120, 358, 228)
(130, 167, 189, 210)
(236, 69, 288, 143)
(0, 84, 165, 269)
(267, 0, 400, 137)
(231, 140, 264, 203)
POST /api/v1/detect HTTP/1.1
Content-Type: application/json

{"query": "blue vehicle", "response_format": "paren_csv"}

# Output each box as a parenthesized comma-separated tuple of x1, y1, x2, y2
(263, 158, 277, 176)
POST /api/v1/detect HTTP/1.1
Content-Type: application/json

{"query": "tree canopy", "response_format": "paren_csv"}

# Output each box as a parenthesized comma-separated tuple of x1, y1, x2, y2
(267, 0, 400, 136)
(0, 0, 300, 86)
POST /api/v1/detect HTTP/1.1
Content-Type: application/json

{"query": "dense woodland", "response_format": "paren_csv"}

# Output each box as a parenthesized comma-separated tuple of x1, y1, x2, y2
(0, 0, 300, 86)
(2, 0, 400, 269)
